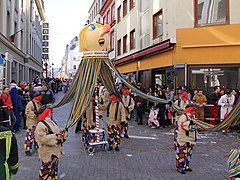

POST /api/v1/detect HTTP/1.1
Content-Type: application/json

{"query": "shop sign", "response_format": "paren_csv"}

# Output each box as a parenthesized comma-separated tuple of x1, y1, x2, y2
(174, 64, 185, 69)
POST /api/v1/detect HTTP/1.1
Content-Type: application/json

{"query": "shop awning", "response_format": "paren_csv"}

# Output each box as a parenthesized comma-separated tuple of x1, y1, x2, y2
(114, 39, 173, 66)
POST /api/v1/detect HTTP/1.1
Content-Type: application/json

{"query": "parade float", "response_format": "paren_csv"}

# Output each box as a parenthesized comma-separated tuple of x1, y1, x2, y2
(52, 22, 239, 141)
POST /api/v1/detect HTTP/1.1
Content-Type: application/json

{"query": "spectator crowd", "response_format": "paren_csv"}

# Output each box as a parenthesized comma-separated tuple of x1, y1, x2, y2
(0, 74, 239, 179)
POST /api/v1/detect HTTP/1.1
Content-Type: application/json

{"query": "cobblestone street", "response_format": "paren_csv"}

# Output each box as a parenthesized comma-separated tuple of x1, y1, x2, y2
(12, 92, 239, 180)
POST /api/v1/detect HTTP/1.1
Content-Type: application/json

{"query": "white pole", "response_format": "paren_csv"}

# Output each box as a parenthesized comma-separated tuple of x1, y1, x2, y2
(95, 85, 100, 142)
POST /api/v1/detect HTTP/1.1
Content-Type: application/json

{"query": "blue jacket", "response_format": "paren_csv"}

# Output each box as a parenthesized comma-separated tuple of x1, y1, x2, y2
(10, 88, 23, 114)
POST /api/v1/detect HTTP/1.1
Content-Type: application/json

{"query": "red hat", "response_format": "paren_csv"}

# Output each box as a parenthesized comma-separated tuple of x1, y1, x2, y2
(184, 107, 196, 114)
(110, 94, 119, 102)
(39, 108, 52, 121)
(122, 88, 130, 95)
(33, 92, 42, 102)
(20, 84, 26, 89)
(184, 104, 197, 114)
(33, 95, 42, 102)
(180, 91, 188, 100)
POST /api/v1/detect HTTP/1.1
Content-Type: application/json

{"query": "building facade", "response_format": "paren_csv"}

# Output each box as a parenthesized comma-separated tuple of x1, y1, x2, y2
(99, 0, 116, 60)
(59, 37, 82, 79)
(59, 45, 69, 78)
(67, 36, 82, 77)
(0, 0, 45, 86)
(114, 0, 240, 91)
(89, 0, 104, 23)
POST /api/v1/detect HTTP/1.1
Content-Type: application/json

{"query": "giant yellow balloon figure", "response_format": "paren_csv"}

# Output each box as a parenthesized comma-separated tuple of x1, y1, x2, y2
(79, 23, 110, 52)
(55, 22, 172, 130)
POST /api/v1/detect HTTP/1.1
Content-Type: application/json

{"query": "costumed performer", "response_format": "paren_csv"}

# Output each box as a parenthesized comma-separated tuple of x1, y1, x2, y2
(173, 91, 190, 149)
(81, 97, 97, 146)
(35, 106, 66, 180)
(24, 92, 42, 156)
(176, 104, 198, 174)
(121, 88, 135, 138)
(100, 93, 126, 151)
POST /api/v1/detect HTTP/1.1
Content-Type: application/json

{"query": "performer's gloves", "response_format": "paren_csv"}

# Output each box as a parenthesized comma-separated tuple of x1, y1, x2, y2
(191, 125, 197, 131)
(189, 120, 195, 125)
(56, 133, 67, 144)
(120, 121, 125, 126)
(168, 101, 173, 106)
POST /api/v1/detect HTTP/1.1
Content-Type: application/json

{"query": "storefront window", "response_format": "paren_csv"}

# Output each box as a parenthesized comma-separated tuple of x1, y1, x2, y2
(189, 66, 240, 90)
(155, 74, 165, 87)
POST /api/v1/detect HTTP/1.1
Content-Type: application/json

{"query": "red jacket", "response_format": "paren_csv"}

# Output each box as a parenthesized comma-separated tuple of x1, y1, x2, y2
(1, 93, 13, 109)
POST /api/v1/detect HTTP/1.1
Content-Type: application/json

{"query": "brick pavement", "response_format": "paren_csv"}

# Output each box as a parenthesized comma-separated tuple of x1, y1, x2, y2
(11, 92, 239, 180)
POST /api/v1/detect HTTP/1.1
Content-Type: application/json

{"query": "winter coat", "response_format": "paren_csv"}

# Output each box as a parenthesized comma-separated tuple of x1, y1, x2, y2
(177, 113, 198, 146)
(83, 101, 96, 128)
(0, 126, 19, 180)
(25, 101, 41, 128)
(98, 91, 110, 116)
(1, 93, 13, 109)
(10, 88, 23, 115)
(106, 101, 126, 126)
(35, 117, 63, 163)
(148, 109, 159, 127)
(122, 95, 135, 119)
(99, 100, 126, 126)
(134, 96, 145, 112)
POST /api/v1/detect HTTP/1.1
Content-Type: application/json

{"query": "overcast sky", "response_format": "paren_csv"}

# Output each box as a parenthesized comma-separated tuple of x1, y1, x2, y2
(44, 0, 93, 67)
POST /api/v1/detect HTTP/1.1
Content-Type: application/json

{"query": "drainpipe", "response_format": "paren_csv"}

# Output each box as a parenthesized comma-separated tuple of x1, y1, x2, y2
(184, 63, 187, 86)
(5, 51, 8, 85)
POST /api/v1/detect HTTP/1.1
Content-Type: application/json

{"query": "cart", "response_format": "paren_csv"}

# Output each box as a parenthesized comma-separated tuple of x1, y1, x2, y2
(84, 85, 109, 154)
(87, 128, 108, 154)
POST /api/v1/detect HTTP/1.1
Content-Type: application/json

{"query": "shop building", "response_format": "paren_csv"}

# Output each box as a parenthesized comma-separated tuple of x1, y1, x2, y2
(114, 0, 240, 91)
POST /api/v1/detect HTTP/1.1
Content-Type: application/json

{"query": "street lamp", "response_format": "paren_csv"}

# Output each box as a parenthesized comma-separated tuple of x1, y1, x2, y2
(44, 62, 48, 78)
(52, 63, 54, 78)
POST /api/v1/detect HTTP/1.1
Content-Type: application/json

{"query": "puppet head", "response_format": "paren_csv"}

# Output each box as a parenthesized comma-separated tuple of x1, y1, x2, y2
(79, 22, 110, 52)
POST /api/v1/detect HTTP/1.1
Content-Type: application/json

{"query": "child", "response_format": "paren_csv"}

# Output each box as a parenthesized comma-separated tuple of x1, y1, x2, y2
(148, 106, 159, 128)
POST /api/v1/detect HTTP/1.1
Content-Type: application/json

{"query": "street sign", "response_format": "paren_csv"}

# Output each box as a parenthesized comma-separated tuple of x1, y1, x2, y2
(43, 48, 49, 53)
(0, 54, 3, 64)
(43, 41, 49, 47)
(174, 64, 185, 69)
(43, 35, 49, 40)
(43, 23, 49, 28)
(42, 54, 49, 59)
(0, 55, 4, 91)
